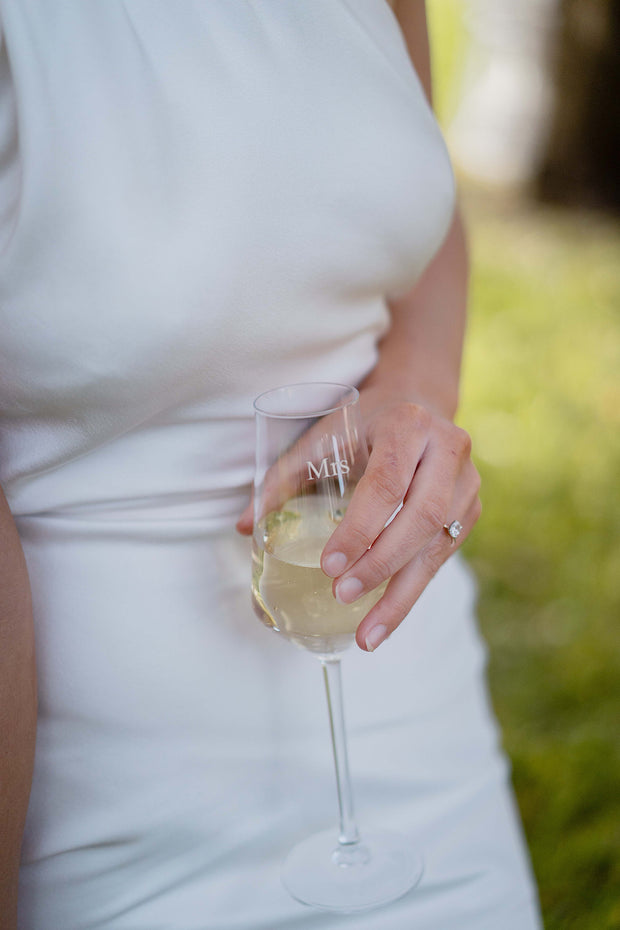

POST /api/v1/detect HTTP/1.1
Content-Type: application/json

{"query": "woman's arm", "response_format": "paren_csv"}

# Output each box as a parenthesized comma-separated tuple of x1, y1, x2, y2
(371, 0, 467, 419)
(318, 1, 481, 651)
(360, 204, 468, 421)
(0, 488, 37, 930)
(238, 1, 480, 653)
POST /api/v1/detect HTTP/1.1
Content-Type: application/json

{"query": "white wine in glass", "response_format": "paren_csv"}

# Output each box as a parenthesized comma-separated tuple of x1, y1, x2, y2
(251, 382, 423, 912)
(253, 492, 387, 655)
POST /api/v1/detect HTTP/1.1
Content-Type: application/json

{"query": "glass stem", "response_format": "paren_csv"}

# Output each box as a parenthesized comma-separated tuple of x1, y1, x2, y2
(321, 657, 360, 847)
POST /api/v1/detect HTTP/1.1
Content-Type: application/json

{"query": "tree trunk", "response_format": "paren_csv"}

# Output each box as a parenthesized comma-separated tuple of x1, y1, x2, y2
(536, 0, 620, 214)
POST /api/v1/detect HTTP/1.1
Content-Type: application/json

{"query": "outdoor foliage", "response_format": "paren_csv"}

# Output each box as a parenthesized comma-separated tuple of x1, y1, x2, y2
(428, 4, 620, 927)
(461, 192, 620, 929)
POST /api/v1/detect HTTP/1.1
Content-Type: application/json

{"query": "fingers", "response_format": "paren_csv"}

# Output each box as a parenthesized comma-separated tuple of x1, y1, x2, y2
(322, 411, 472, 588)
(238, 388, 482, 656)
(332, 455, 479, 605)
(235, 493, 254, 535)
(355, 491, 482, 652)
(320, 405, 432, 576)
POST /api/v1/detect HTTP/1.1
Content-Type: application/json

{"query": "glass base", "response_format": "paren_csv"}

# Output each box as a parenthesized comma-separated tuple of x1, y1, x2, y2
(282, 829, 423, 912)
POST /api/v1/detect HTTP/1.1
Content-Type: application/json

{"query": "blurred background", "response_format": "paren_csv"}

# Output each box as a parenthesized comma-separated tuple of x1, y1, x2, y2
(426, 1, 620, 927)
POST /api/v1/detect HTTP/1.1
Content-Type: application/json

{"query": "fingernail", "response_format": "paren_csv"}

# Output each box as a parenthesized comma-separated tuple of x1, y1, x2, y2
(335, 577, 363, 604)
(323, 551, 348, 578)
(365, 624, 388, 652)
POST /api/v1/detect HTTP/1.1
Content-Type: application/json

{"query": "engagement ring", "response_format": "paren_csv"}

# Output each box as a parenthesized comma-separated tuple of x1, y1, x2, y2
(444, 520, 463, 544)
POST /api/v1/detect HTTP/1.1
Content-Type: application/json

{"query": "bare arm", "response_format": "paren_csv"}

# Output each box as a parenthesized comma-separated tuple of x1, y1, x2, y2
(239, 1, 480, 653)
(320, 1, 481, 652)
(360, 205, 468, 420)
(0, 488, 36, 929)
(361, 0, 468, 420)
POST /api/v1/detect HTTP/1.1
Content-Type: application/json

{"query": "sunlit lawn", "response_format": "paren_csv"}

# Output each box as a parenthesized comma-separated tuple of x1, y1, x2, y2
(428, 4, 620, 927)
(460, 191, 620, 929)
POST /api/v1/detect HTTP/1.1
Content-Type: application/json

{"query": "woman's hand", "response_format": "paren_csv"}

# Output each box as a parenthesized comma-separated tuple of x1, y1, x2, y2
(319, 389, 481, 652)
(237, 388, 481, 653)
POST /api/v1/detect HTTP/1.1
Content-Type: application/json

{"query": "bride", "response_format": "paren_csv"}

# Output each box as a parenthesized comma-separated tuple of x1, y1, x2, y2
(0, 1, 541, 927)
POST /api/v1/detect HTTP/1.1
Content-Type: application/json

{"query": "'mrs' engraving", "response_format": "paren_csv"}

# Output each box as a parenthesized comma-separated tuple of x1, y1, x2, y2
(306, 457, 350, 480)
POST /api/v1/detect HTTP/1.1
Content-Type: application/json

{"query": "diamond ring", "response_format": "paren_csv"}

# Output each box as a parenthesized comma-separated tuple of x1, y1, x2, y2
(444, 520, 463, 544)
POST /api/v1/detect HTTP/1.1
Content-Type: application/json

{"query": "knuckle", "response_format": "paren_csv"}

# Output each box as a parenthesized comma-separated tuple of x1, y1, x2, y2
(408, 402, 431, 427)
(369, 464, 406, 506)
(459, 427, 473, 455)
(388, 402, 430, 432)
(385, 591, 411, 624)
(416, 497, 448, 537)
(401, 511, 429, 551)
(452, 426, 472, 459)
(345, 521, 375, 553)
(365, 548, 393, 585)
(419, 542, 444, 576)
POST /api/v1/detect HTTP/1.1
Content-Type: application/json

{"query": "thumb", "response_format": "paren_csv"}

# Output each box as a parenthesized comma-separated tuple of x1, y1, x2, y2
(235, 493, 254, 535)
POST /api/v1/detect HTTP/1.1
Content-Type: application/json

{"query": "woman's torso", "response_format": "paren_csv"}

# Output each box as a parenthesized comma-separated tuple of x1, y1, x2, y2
(0, 0, 454, 524)
(0, 8, 544, 930)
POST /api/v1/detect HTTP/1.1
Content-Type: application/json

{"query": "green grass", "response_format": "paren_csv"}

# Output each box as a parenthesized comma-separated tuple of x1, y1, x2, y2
(426, 6, 620, 927)
(461, 193, 620, 929)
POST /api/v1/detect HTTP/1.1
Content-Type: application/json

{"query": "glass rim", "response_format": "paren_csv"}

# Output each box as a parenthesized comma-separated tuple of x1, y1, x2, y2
(253, 382, 359, 419)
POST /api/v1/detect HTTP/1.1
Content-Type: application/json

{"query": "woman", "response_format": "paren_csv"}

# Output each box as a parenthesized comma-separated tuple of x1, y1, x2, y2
(0, 2, 542, 927)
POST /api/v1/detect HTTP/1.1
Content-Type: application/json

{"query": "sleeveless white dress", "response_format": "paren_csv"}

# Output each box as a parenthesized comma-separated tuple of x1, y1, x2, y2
(0, 2, 542, 927)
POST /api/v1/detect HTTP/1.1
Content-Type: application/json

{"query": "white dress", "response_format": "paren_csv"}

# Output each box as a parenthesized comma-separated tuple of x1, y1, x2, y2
(0, 2, 542, 927)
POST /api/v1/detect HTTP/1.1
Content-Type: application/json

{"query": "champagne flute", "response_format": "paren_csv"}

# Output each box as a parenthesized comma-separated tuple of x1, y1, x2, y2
(251, 382, 423, 911)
